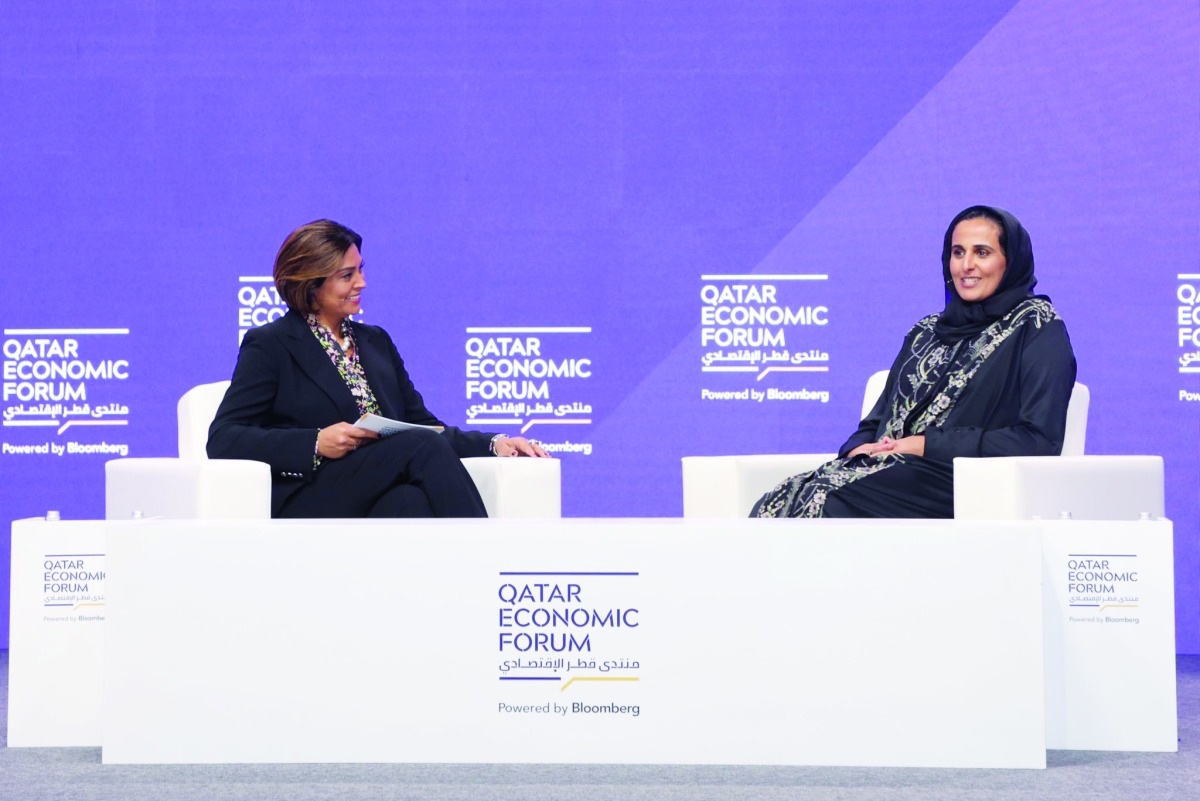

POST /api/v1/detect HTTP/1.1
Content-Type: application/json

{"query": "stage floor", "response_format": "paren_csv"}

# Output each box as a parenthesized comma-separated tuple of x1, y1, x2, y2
(2, 651, 1197, 801)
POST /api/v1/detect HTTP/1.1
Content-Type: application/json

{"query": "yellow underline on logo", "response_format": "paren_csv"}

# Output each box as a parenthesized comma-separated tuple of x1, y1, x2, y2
(1098, 603, 1139, 613)
(560, 677, 640, 692)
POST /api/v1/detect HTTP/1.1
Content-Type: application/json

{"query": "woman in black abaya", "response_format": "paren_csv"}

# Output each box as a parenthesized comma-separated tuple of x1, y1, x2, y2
(752, 205, 1076, 518)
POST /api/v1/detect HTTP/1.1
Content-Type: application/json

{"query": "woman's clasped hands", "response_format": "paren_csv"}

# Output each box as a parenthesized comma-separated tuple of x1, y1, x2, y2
(847, 435, 925, 459)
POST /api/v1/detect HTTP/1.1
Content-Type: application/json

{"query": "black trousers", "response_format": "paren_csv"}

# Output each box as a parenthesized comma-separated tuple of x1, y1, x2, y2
(277, 428, 488, 519)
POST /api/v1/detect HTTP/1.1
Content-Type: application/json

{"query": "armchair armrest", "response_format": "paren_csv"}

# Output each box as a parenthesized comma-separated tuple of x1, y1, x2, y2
(105, 458, 271, 520)
(953, 456, 1165, 520)
(460, 457, 562, 518)
(107, 456, 562, 520)
(682, 454, 836, 517)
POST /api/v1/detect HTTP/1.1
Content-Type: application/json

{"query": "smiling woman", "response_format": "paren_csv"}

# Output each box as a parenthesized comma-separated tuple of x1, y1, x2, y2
(312, 247, 366, 334)
(949, 215, 1007, 302)
(752, 205, 1077, 519)
(207, 219, 551, 519)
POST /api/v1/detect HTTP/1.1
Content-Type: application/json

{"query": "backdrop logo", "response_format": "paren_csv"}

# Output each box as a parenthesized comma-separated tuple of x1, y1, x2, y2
(699, 274, 831, 404)
(237, 276, 288, 343)
(1178, 274, 1200, 404)
(2, 328, 131, 458)
(464, 327, 593, 456)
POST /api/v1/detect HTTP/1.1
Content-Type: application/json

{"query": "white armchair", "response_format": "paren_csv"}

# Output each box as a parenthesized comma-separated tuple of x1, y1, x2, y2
(106, 381, 561, 519)
(682, 372, 1165, 520)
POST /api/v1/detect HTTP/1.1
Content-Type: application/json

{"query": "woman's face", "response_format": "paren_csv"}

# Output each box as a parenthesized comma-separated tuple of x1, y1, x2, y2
(948, 218, 1006, 302)
(313, 244, 366, 325)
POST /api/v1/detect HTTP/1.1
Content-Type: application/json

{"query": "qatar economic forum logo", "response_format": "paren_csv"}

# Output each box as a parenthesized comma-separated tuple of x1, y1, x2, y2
(495, 570, 642, 721)
(464, 327, 594, 457)
(699, 273, 833, 405)
(1179, 273, 1200, 404)
(236, 276, 288, 343)
(2, 327, 132, 458)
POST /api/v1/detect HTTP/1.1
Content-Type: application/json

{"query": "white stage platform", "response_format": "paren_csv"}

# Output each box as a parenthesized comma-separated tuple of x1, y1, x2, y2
(7, 516, 1177, 767)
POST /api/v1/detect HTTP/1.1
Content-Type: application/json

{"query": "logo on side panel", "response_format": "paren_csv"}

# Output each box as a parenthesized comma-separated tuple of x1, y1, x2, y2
(42, 551, 106, 623)
(1066, 553, 1140, 625)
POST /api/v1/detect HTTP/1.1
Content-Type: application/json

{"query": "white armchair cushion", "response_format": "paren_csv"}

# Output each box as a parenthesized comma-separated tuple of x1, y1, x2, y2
(683, 374, 1102, 519)
(178, 381, 231, 460)
(682, 454, 835, 518)
(1061, 383, 1089, 456)
(108, 379, 562, 520)
(681, 453, 1165, 521)
(107, 455, 561, 520)
(105, 458, 271, 520)
(953, 455, 1164, 521)
(462, 457, 561, 518)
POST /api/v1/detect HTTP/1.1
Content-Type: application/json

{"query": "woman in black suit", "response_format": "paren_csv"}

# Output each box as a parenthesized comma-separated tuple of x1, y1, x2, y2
(208, 219, 550, 518)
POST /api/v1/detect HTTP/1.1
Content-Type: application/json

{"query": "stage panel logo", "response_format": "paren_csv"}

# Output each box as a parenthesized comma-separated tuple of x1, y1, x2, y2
(1065, 553, 1140, 626)
(496, 570, 641, 720)
(40, 551, 106, 625)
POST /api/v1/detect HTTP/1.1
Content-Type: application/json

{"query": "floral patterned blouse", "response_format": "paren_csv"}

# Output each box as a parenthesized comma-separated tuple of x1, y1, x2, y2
(306, 314, 381, 467)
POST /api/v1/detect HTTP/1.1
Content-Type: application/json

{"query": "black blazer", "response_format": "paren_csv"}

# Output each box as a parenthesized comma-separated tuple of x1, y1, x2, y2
(208, 311, 494, 514)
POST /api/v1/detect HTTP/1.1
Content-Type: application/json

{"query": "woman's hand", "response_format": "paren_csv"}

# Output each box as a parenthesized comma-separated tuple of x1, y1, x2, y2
(888, 435, 925, 456)
(317, 423, 380, 459)
(847, 435, 923, 458)
(848, 436, 896, 458)
(493, 436, 552, 458)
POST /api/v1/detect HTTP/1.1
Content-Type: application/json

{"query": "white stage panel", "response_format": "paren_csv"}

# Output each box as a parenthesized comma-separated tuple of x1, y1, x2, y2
(7, 518, 107, 747)
(100, 518, 1046, 768)
(1041, 519, 1178, 750)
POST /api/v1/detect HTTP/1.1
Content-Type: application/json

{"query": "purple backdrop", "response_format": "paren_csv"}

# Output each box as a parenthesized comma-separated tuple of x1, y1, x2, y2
(1, 0, 1197, 651)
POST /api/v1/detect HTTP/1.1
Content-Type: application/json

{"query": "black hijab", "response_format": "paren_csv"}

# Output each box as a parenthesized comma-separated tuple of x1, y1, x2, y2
(933, 205, 1039, 344)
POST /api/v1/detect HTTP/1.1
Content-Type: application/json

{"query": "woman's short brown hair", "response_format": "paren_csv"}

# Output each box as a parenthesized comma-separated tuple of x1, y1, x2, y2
(273, 220, 363, 315)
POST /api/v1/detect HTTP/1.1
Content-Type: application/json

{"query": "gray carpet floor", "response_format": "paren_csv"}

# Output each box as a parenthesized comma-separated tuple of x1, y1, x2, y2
(2, 651, 1197, 801)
